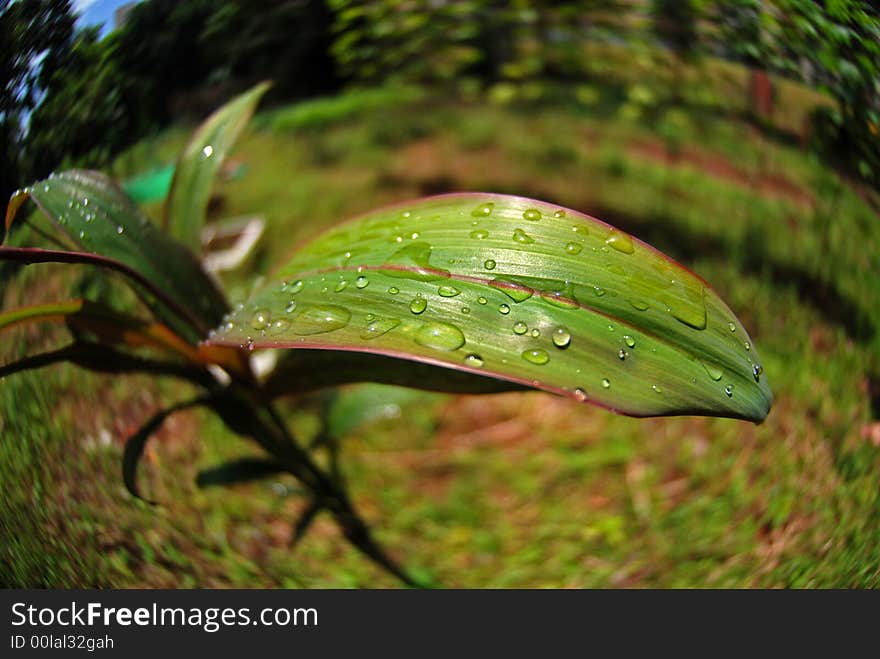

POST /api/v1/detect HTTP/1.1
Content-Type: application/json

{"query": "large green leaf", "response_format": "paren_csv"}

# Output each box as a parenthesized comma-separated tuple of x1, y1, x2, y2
(207, 193, 772, 422)
(163, 81, 271, 251)
(13, 171, 229, 341)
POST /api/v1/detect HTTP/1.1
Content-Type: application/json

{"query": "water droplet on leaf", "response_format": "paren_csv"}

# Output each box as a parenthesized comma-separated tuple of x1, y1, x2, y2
(291, 305, 351, 335)
(410, 296, 427, 314)
(552, 327, 571, 348)
(471, 202, 494, 217)
(415, 322, 465, 351)
(513, 228, 534, 244)
(360, 317, 401, 340)
(438, 285, 461, 297)
(605, 230, 634, 254)
(522, 349, 550, 365)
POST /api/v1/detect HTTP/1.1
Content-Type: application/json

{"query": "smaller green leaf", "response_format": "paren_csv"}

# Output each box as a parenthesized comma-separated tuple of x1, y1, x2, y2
(164, 81, 271, 251)
(326, 384, 429, 440)
(195, 457, 287, 488)
(13, 171, 229, 342)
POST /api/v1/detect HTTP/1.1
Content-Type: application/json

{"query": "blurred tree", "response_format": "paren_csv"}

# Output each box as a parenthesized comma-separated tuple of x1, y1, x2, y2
(651, 0, 699, 60)
(0, 0, 75, 202)
(770, 0, 880, 187)
(713, 0, 775, 120)
(328, 0, 486, 86)
(25, 27, 128, 177)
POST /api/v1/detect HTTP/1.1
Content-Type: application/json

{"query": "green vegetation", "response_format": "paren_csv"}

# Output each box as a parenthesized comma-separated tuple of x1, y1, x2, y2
(2, 0, 878, 589)
(2, 73, 878, 586)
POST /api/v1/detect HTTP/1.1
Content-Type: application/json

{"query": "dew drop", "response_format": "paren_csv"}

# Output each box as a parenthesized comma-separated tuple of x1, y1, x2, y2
(251, 310, 271, 330)
(629, 299, 649, 311)
(461, 306, 470, 314)
(438, 285, 461, 297)
(573, 387, 587, 401)
(269, 319, 290, 335)
(724, 384, 735, 398)
(744, 341, 751, 351)
(523, 208, 542, 221)
(285, 300, 297, 314)
(623, 335, 636, 348)
(513, 228, 535, 244)
(752, 364, 763, 382)
(360, 317, 401, 340)
(471, 202, 494, 217)
(365, 313, 376, 322)
(552, 327, 571, 348)
(291, 305, 351, 335)
(728, 322, 736, 332)
(116, 225, 124, 235)
(335, 279, 349, 292)
(409, 296, 427, 314)
(464, 353, 484, 367)
(530, 328, 541, 338)
(618, 348, 628, 360)
(490, 278, 533, 303)
(565, 242, 583, 255)
(484, 259, 497, 270)
(355, 275, 369, 289)
(477, 296, 488, 305)
(513, 321, 528, 335)
(201, 144, 214, 159)
(410, 232, 420, 240)
(499, 303, 510, 315)
(388, 286, 399, 295)
(702, 361, 724, 381)
(415, 322, 466, 351)
(652, 384, 663, 394)
(289, 280, 304, 294)
(605, 229, 634, 254)
(553, 209, 567, 219)
(593, 286, 606, 297)
(470, 229, 489, 239)
(601, 378, 611, 389)
(522, 349, 550, 365)
(78, 230, 85, 240)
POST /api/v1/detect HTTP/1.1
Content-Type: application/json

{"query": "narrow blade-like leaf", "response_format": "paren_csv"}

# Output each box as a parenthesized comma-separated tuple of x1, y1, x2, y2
(208, 194, 771, 422)
(195, 457, 287, 488)
(163, 81, 271, 251)
(0, 299, 201, 363)
(12, 171, 229, 341)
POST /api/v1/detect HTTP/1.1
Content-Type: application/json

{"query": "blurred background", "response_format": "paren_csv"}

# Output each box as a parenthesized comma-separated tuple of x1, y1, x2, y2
(1, 0, 879, 587)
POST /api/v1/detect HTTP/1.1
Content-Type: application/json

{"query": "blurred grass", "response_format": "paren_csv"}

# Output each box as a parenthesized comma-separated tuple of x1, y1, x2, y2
(2, 70, 879, 587)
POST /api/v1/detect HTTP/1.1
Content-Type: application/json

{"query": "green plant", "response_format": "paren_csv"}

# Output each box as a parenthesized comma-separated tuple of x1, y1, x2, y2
(0, 83, 771, 586)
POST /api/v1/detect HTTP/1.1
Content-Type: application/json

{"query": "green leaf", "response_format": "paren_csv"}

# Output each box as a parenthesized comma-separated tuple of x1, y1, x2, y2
(163, 81, 271, 251)
(207, 194, 772, 422)
(17, 170, 229, 342)
(326, 384, 429, 440)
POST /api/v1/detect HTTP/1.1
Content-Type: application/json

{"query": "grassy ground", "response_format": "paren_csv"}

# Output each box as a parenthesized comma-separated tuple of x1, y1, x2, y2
(2, 71, 879, 587)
